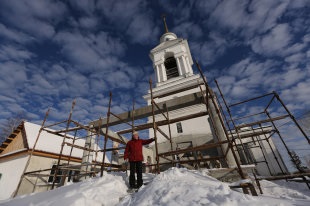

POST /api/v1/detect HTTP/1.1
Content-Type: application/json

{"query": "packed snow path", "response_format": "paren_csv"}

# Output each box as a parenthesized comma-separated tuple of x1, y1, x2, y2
(1, 168, 310, 206)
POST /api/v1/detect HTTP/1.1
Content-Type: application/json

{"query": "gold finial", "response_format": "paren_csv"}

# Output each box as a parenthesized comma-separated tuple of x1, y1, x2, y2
(161, 14, 169, 33)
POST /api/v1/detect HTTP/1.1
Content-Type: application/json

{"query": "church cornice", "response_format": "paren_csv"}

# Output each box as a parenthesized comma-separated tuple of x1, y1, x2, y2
(143, 74, 204, 100)
(150, 38, 184, 54)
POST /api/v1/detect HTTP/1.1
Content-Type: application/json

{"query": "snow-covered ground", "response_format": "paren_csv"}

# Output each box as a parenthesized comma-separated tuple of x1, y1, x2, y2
(1, 168, 309, 206)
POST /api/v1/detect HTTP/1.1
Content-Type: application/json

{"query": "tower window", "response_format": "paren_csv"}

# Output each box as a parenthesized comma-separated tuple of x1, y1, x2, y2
(176, 122, 183, 133)
(164, 57, 179, 79)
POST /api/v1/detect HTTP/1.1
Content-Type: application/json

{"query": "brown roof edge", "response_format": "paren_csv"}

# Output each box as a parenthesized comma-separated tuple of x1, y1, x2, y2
(21, 121, 30, 150)
(0, 149, 82, 163)
(0, 121, 25, 154)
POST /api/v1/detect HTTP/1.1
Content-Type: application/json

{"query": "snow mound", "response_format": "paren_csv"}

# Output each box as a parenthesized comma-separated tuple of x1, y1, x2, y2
(120, 168, 254, 206)
(119, 168, 310, 206)
(1, 168, 310, 206)
(260, 180, 310, 200)
(0, 171, 127, 206)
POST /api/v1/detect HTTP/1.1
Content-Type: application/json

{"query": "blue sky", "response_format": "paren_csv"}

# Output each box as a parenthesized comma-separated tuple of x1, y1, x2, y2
(0, 1, 309, 163)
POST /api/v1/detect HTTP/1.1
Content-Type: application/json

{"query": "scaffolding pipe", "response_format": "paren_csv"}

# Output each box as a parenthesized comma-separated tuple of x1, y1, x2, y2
(195, 61, 246, 179)
(229, 92, 274, 107)
(235, 115, 290, 130)
(258, 123, 286, 175)
(251, 126, 273, 176)
(92, 118, 102, 172)
(164, 104, 175, 165)
(117, 111, 208, 135)
(52, 100, 76, 189)
(150, 78, 160, 173)
(215, 79, 252, 165)
(101, 92, 112, 177)
(198, 83, 226, 165)
(273, 91, 310, 144)
(13, 108, 50, 197)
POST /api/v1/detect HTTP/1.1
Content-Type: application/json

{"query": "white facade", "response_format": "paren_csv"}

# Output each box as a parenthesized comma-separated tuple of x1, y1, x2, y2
(0, 155, 28, 200)
(0, 122, 109, 200)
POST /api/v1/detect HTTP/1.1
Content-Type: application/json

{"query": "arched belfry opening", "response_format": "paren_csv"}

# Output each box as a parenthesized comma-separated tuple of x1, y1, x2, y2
(164, 57, 179, 79)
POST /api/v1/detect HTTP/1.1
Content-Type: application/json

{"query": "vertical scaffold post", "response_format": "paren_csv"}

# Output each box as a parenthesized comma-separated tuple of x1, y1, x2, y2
(101, 92, 112, 177)
(13, 108, 50, 197)
(63, 129, 78, 182)
(273, 91, 310, 144)
(195, 60, 246, 180)
(214, 79, 251, 164)
(258, 123, 286, 175)
(150, 78, 160, 174)
(93, 118, 102, 172)
(52, 99, 76, 189)
(132, 99, 135, 131)
(199, 83, 227, 167)
(164, 103, 174, 165)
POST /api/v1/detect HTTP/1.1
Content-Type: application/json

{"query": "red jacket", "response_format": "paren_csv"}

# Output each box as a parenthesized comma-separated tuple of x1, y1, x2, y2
(124, 137, 154, 162)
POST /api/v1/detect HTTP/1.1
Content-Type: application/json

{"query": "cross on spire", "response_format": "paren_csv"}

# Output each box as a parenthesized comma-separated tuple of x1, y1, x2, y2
(161, 14, 169, 33)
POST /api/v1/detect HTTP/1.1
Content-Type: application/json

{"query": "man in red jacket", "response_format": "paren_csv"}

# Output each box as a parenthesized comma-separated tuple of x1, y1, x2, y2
(124, 131, 154, 189)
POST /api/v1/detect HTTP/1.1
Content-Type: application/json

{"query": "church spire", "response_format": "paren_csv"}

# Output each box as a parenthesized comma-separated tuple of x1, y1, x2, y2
(161, 14, 169, 33)
(159, 14, 177, 43)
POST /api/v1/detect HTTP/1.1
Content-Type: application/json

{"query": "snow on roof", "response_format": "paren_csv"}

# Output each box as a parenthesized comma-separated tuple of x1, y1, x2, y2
(24, 122, 109, 163)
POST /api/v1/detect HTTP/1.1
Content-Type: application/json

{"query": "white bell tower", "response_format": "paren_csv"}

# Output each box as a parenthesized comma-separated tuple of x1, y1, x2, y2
(149, 16, 195, 88)
(144, 16, 212, 144)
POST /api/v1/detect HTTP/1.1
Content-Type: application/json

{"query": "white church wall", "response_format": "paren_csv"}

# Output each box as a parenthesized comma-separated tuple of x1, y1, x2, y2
(148, 104, 211, 144)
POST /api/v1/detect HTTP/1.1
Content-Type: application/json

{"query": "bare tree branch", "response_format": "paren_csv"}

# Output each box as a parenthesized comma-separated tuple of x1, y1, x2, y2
(0, 112, 26, 143)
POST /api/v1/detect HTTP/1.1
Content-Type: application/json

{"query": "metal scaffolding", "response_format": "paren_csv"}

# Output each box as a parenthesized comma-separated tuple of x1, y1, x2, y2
(11, 61, 310, 197)
(12, 99, 125, 197)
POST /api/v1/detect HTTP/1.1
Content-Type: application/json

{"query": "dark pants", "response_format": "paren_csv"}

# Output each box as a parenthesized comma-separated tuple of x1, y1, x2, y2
(129, 161, 143, 188)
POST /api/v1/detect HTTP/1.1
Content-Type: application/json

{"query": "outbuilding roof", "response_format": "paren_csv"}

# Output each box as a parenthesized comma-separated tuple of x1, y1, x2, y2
(0, 121, 109, 163)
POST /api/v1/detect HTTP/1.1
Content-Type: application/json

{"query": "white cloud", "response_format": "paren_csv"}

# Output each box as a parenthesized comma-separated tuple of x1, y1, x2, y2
(281, 79, 310, 104)
(0, 45, 34, 61)
(194, 0, 221, 15)
(78, 17, 98, 29)
(209, 0, 248, 32)
(0, 23, 34, 44)
(54, 31, 100, 70)
(206, 0, 290, 39)
(251, 24, 292, 56)
(0, 61, 28, 94)
(97, 0, 144, 27)
(278, 68, 304, 88)
(45, 64, 68, 81)
(105, 71, 134, 89)
(97, 0, 159, 44)
(0, 1, 67, 39)
(191, 31, 229, 65)
(54, 31, 126, 71)
(26, 74, 57, 95)
(69, 0, 96, 14)
(158, 0, 195, 25)
(126, 14, 159, 44)
(285, 53, 305, 63)
(173, 22, 203, 40)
